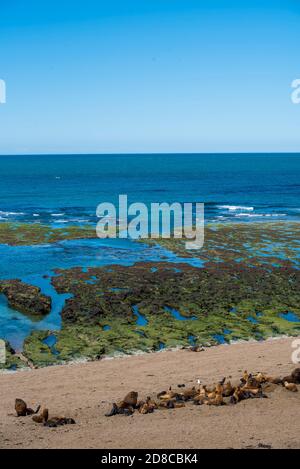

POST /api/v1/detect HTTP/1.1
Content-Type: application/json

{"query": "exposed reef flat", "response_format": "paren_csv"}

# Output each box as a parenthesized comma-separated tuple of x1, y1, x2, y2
(21, 258, 300, 367)
(0, 222, 96, 246)
(144, 221, 300, 268)
(1, 221, 300, 369)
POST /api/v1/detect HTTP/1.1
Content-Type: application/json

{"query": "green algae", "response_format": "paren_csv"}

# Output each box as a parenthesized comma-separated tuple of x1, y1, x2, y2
(2, 221, 300, 367)
(144, 221, 300, 269)
(0, 222, 96, 246)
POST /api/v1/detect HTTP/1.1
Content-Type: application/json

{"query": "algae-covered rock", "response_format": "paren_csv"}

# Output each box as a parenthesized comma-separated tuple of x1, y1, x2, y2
(0, 279, 51, 316)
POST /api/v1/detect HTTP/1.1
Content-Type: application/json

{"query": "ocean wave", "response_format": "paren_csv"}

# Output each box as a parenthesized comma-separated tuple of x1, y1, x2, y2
(234, 213, 287, 218)
(51, 213, 65, 217)
(217, 205, 254, 212)
(0, 211, 25, 216)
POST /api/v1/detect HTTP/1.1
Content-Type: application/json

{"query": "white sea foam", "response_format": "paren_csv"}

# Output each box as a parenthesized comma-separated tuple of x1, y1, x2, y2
(234, 213, 287, 218)
(51, 213, 65, 217)
(0, 211, 25, 216)
(217, 205, 254, 212)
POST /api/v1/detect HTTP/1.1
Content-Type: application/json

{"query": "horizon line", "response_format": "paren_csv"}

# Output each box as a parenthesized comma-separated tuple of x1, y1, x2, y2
(1, 151, 300, 157)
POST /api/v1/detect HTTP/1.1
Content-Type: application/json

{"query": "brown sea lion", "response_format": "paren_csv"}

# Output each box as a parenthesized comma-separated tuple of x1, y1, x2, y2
(284, 381, 298, 392)
(118, 391, 138, 409)
(32, 408, 49, 424)
(291, 368, 300, 384)
(105, 391, 137, 417)
(158, 387, 178, 401)
(105, 403, 119, 417)
(44, 417, 76, 427)
(206, 393, 224, 406)
(15, 399, 40, 417)
(223, 381, 234, 397)
(182, 386, 197, 401)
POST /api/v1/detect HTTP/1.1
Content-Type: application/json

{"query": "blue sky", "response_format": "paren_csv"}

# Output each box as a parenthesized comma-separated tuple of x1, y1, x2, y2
(0, 0, 299, 154)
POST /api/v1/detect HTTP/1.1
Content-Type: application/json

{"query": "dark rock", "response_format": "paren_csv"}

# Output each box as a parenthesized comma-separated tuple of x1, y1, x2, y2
(0, 280, 51, 316)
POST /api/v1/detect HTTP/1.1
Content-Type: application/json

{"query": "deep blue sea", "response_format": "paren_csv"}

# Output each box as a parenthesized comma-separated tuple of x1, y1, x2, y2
(0, 153, 300, 350)
(1, 153, 300, 225)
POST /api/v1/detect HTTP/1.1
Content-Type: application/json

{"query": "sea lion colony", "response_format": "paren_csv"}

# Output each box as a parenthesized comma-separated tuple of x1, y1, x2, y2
(105, 367, 300, 416)
(11, 367, 300, 425)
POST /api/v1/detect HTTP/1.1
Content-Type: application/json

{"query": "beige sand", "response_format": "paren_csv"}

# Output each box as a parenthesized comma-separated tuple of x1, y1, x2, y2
(1, 336, 300, 449)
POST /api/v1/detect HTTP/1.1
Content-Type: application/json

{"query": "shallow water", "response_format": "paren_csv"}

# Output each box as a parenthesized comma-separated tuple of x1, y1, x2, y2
(279, 311, 300, 322)
(0, 238, 202, 349)
(132, 305, 148, 326)
(42, 334, 60, 355)
(164, 306, 196, 321)
(212, 329, 231, 344)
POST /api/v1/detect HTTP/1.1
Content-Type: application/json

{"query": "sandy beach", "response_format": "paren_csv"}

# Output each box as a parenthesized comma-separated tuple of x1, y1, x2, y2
(1, 336, 299, 449)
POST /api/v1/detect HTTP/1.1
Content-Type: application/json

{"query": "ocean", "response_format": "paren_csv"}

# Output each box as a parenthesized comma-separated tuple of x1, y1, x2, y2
(0, 153, 300, 350)
(1, 153, 300, 225)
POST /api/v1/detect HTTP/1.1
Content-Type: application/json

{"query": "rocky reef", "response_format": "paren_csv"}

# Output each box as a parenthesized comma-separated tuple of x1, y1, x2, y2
(1, 221, 300, 368)
(0, 279, 51, 316)
(21, 259, 300, 366)
(0, 222, 96, 246)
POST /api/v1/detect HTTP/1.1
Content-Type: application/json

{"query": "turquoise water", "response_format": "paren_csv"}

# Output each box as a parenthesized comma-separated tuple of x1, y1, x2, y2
(132, 305, 148, 326)
(279, 311, 300, 322)
(213, 329, 232, 344)
(164, 306, 197, 321)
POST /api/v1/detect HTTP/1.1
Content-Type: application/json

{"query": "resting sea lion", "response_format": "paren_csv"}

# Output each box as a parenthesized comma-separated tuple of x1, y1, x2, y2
(32, 408, 49, 424)
(44, 416, 76, 427)
(15, 399, 40, 417)
(206, 393, 224, 406)
(182, 386, 197, 401)
(118, 391, 138, 409)
(284, 381, 298, 392)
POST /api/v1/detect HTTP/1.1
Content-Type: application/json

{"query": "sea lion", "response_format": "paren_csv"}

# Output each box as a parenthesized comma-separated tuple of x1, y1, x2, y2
(284, 381, 298, 392)
(158, 387, 178, 401)
(158, 399, 175, 409)
(44, 416, 76, 427)
(105, 403, 119, 417)
(223, 381, 234, 397)
(138, 396, 157, 414)
(193, 394, 207, 405)
(254, 372, 267, 384)
(105, 392, 138, 417)
(266, 376, 282, 385)
(182, 386, 197, 401)
(291, 368, 300, 384)
(206, 393, 224, 406)
(118, 391, 138, 409)
(32, 408, 49, 424)
(240, 370, 250, 384)
(15, 399, 40, 417)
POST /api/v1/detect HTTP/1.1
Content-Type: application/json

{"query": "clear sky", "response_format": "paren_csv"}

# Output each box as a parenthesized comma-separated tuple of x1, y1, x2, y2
(0, 0, 300, 154)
